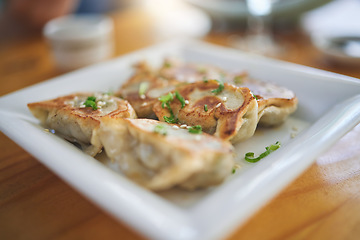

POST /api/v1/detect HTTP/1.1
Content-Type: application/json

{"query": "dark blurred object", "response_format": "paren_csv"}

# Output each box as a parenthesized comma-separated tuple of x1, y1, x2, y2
(6, 0, 79, 29)
(0, 0, 79, 42)
(0, 0, 135, 42)
(76, 0, 134, 13)
(186, 0, 333, 32)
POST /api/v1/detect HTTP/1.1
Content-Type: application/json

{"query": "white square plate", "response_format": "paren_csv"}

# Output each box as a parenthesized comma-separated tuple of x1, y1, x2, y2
(1, 40, 360, 240)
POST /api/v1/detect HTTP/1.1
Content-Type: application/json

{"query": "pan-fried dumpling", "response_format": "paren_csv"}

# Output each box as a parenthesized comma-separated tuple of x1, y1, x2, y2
(27, 92, 137, 156)
(158, 59, 298, 126)
(116, 61, 180, 118)
(152, 80, 258, 143)
(158, 58, 226, 83)
(98, 117, 234, 191)
(229, 72, 298, 126)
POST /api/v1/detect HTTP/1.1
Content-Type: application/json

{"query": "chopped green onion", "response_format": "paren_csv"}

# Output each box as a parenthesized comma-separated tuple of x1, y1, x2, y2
(211, 79, 224, 94)
(87, 96, 96, 102)
(188, 125, 202, 134)
(203, 76, 208, 83)
(159, 92, 178, 123)
(165, 101, 178, 123)
(163, 116, 177, 124)
(233, 75, 243, 84)
(251, 92, 258, 100)
(204, 104, 208, 112)
(197, 67, 206, 74)
(163, 62, 171, 68)
(159, 92, 174, 108)
(175, 91, 186, 108)
(154, 124, 167, 135)
(244, 141, 281, 163)
(232, 168, 236, 174)
(139, 82, 149, 97)
(84, 96, 97, 110)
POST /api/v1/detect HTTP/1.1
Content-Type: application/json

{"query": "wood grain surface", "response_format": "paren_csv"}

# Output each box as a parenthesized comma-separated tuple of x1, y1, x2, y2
(1, 5, 360, 240)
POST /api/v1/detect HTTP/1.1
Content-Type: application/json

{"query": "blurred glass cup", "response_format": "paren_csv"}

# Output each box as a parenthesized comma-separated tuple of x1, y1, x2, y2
(229, 0, 283, 57)
(43, 14, 114, 71)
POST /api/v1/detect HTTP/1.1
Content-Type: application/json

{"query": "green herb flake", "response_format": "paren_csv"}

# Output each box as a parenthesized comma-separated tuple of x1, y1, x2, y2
(163, 116, 178, 124)
(244, 141, 281, 163)
(84, 96, 97, 110)
(105, 90, 114, 96)
(139, 82, 149, 97)
(204, 104, 208, 112)
(163, 62, 171, 68)
(154, 124, 167, 135)
(232, 168, 236, 174)
(159, 92, 179, 124)
(175, 91, 186, 108)
(159, 92, 174, 108)
(87, 96, 96, 102)
(211, 79, 224, 94)
(197, 67, 206, 74)
(251, 92, 258, 100)
(234, 75, 243, 84)
(188, 125, 202, 134)
(203, 76, 208, 83)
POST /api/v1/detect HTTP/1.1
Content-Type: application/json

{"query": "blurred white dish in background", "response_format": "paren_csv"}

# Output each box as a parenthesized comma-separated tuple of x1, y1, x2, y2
(302, 0, 360, 37)
(312, 34, 360, 66)
(185, 0, 331, 28)
(44, 14, 114, 71)
(141, 0, 211, 38)
(302, 0, 360, 65)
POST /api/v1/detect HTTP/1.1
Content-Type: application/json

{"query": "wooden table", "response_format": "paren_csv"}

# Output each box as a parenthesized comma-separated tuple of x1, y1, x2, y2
(1, 6, 360, 240)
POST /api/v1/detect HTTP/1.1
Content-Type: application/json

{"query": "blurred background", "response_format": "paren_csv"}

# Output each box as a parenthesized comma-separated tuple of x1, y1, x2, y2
(0, 0, 359, 95)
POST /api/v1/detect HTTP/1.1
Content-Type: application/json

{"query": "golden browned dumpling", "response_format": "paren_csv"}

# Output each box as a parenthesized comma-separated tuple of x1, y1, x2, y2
(152, 80, 258, 143)
(27, 92, 137, 156)
(158, 59, 298, 126)
(158, 58, 227, 83)
(229, 72, 298, 126)
(116, 61, 180, 118)
(98, 117, 234, 191)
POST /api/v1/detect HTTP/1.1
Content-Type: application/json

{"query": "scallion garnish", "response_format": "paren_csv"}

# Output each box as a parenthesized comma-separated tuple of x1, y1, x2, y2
(251, 92, 258, 100)
(163, 115, 177, 124)
(197, 67, 206, 74)
(154, 124, 167, 135)
(87, 96, 96, 101)
(175, 91, 186, 108)
(159, 92, 179, 124)
(244, 141, 281, 163)
(211, 79, 224, 94)
(203, 76, 208, 83)
(164, 101, 177, 123)
(159, 92, 174, 108)
(84, 96, 97, 110)
(163, 62, 171, 68)
(188, 125, 202, 134)
(204, 104, 208, 112)
(139, 82, 149, 97)
(234, 75, 243, 84)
